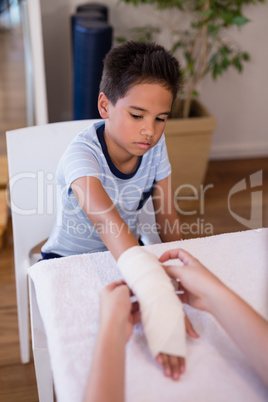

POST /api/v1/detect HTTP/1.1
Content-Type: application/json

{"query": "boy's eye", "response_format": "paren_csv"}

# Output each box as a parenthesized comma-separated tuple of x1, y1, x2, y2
(156, 117, 166, 122)
(131, 113, 142, 119)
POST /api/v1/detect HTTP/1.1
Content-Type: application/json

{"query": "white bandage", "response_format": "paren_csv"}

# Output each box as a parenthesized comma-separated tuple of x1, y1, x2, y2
(117, 246, 186, 357)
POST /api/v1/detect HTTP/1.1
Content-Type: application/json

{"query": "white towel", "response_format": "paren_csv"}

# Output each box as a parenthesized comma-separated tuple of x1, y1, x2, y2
(28, 229, 268, 402)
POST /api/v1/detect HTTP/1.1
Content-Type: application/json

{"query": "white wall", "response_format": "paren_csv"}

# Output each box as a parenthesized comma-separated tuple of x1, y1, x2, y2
(199, 4, 268, 159)
(39, 0, 75, 122)
(39, 0, 268, 159)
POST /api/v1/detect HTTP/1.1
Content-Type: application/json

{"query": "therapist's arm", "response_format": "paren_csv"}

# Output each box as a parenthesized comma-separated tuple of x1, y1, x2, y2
(83, 281, 140, 402)
(160, 249, 268, 387)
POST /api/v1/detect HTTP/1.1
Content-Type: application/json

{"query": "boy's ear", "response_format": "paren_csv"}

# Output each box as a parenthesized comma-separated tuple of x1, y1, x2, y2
(98, 92, 110, 118)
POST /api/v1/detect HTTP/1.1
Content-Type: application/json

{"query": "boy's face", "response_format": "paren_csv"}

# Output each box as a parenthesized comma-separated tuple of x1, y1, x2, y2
(98, 82, 173, 161)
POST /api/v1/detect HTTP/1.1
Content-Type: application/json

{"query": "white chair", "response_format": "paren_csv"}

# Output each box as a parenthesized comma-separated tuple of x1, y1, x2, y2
(6, 119, 99, 365)
(28, 271, 54, 401)
(6, 118, 160, 400)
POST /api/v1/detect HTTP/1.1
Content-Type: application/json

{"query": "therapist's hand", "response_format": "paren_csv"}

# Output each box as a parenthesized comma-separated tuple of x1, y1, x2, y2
(159, 249, 225, 313)
(100, 281, 141, 343)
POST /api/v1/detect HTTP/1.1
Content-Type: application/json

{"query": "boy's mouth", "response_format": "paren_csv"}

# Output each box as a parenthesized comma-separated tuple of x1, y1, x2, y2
(135, 141, 151, 150)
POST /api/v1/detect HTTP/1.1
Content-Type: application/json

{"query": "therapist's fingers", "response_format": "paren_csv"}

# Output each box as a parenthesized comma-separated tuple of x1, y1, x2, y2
(176, 249, 198, 266)
(105, 280, 126, 292)
(132, 311, 141, 325)
(101, 281, 133, 314)
(160, 249, 197, 266)
(163, 264, 183, 281)
(131, 301, 141, 319)
(131, 300, 141, 324)
(159, 249, 181, 263)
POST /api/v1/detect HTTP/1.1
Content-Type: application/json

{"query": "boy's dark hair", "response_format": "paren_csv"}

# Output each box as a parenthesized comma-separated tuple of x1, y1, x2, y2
(99, 41, 182, 104)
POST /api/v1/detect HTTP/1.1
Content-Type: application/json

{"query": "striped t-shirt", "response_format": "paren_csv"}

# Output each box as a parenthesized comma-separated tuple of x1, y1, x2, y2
(41, 120, 171, 256)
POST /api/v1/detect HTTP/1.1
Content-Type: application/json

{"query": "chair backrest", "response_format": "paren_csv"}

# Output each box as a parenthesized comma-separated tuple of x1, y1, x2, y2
(6, 118, 161, 364)
(6, 118, 159, 364)
(7, 119, 101, 363)
(7, 119, 100, 264)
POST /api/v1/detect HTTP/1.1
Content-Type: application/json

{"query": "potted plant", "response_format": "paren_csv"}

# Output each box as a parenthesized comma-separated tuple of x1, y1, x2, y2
(116, 0, 265, 193)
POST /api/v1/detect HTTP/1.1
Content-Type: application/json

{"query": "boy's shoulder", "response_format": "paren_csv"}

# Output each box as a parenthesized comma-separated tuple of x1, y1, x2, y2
(59, 120, 104, 165)
(66, 119, 104, 153)
(74, 119, 104, 143)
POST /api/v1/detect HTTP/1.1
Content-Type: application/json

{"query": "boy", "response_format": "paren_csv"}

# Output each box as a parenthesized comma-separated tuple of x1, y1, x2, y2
(42, 41, 194, 371)
(42, 40, 182, 259)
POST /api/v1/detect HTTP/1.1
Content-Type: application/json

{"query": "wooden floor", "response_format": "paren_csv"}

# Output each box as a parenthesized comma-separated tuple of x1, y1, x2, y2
(0, 5, 267, 402)
(0, 5, 39, 401)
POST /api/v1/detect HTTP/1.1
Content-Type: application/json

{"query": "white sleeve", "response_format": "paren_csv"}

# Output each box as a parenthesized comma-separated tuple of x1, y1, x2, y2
(117, 246, 186, 357)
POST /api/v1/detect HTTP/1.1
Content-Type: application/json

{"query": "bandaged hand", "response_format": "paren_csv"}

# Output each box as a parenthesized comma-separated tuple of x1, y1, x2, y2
(117, 246, 186, 358)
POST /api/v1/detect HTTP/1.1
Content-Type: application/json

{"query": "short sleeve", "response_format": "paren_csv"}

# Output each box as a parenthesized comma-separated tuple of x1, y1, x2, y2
(62, 141, 102, 187)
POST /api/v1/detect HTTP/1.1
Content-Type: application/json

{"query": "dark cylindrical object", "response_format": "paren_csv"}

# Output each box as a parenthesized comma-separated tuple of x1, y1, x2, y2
(72, 20, 113, 119)
(76, 3, 108, 21)
(71, 11, 106, 28)
(71, 11, 106, 45)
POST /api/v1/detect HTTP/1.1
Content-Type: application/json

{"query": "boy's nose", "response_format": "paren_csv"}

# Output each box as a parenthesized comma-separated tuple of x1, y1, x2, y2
(140, 123, 154, 137)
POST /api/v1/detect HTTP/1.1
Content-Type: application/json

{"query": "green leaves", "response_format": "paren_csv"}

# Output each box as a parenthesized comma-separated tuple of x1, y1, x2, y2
(198, 8, 213, 17)
(115, 26, 160, 44)
(116, 0, 265, 116)
(208, 24, 220, 38)
(170, 40, 184, 54)
(232, 15, 250, 25)
(242, 52, 250, 61)
(212, 64, 223, 79)
(220, 12, 250, 27)
(116, 36, 127, 43)
(232, 55, 243, 72)
(209, 47, 251, 80)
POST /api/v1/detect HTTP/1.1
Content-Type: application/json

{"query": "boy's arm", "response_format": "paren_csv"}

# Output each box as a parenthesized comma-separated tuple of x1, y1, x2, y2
(71, 176, 139, 260)
(72, 175, 187, 379)
(153, 178, 199, 340)
(152, 175, 182, 242)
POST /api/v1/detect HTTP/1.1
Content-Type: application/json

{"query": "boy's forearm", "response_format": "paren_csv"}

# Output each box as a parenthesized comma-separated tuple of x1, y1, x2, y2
(153, 176, 182, 242)
(98, 215, 140, 260)
(156, 214, 182, 242)
(84, 321, 126, 402)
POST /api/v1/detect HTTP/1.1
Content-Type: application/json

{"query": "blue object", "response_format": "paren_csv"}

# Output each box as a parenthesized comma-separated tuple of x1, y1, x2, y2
(71, 11, 106, 46)
(76, 2, 108, 21)
(72, 19, 113, 120)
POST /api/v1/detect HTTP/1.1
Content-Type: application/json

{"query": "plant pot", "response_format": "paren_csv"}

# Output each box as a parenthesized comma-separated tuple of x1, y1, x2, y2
(164, 99, 216, 196)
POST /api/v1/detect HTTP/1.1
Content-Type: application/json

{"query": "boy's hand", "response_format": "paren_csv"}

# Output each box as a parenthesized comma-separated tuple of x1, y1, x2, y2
(100, 281, 141, 342)
(156, 353, 185, 381)
(155, 314, 198, 381)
